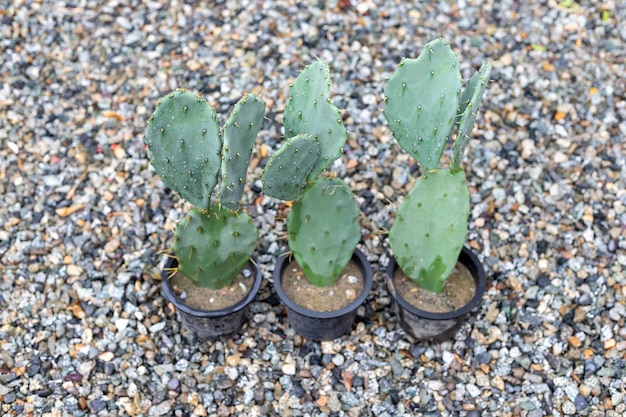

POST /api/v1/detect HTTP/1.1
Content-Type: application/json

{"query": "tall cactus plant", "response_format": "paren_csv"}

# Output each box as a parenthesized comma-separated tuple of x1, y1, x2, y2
(384, 38, 491, 293)
(144, 89, 266, 289)
(262, 61, 360, 287)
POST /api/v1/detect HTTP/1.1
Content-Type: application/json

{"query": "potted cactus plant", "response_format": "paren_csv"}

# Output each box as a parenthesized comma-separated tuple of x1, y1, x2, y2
(144, 89, 266, 340)
(262, 61, 373, 341)
(383, 38, 491, 341)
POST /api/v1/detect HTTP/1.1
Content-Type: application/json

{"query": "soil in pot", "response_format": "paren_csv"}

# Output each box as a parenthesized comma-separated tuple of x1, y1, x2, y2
(169, 261, 256, 311)
(393, 262, 476, 313)
(281, 258, 365, 312)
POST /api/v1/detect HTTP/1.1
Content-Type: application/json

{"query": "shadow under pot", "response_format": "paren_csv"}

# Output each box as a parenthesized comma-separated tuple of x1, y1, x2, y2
(161, 256, 262, 341)
(273, 248, 373, 341)
(385, 246, 487, 342)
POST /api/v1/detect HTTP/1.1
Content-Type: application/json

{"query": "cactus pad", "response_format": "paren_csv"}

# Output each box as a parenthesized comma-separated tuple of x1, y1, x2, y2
(284, 61, 348, 179)
(389, 168, 470, 293)
(287, 177, 360, 287)
(452, 62, 492, 169)
(262, 133, 321, 201)
(173, 207, 257, 289)
(144, 90, 222, 210)
(383, 39, 462, 170)
(219, 94, 266, 210)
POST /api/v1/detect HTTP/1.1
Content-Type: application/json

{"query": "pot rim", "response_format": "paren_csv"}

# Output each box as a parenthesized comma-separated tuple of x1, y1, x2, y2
(386, 246, 487, 320)
(161, 255, 262, 318)
(273, 247, 373, 319)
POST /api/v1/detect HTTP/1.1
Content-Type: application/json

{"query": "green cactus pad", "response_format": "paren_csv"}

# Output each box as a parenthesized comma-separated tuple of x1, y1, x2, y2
(452, 62, 492, 169)
(144, 90, 222, 210)
(389, 168, 470, 293)
(262, 134, 321, 201)
(219, 94, 266, 210)
(383, 39, 462, 170)
(173, 207, 257, 289)
(284, 61, 348, 179)
(287, 177, 361, 287)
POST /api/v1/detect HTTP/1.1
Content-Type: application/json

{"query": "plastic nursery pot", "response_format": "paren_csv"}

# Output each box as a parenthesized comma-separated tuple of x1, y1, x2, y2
(385, 246, 487, 342)
(273, 248, 373, 341)
(161, 256, 262, 341)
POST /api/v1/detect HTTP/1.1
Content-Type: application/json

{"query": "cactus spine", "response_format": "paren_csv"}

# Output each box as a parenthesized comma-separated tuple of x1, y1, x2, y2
(145, 89, 266, 289)
(384, 39, 491, 293)
(263, 60, 360, 287)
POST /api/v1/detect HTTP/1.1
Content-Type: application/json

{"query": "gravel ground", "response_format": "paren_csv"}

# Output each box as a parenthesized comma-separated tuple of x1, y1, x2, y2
(1, 0, 626, 416)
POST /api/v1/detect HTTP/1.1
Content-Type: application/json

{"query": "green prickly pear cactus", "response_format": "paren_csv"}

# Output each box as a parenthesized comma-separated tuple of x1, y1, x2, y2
(262, 60, 360, 287)
(173, 207, 258, 289)
(384, 38, 491, 293)
(383, 39, 462, 171)
(284, 60, 348, 179)
(389, 168, 470, 293)
(144, 90, 222, 210)
(220, 94, 266, 210)
(145, 89, 266, 289)
(261, 134, 321, 201)
(287, 177, 361, 287)
(452, 62, 492, 169)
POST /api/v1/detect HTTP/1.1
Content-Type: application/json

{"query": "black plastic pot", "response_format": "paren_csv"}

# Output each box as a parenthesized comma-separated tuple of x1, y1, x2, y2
(273, 248, 373, 341)
(385, 246, 487, 342)
(161, 256, 262, 341)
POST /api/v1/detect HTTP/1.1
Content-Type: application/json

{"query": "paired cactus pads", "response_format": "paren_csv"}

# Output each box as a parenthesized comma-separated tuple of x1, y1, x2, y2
(284, 60, 348, 179)
(262, 60, 360, 287)
(385, 38, 491, 293)
(145, 89, 266, 289)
